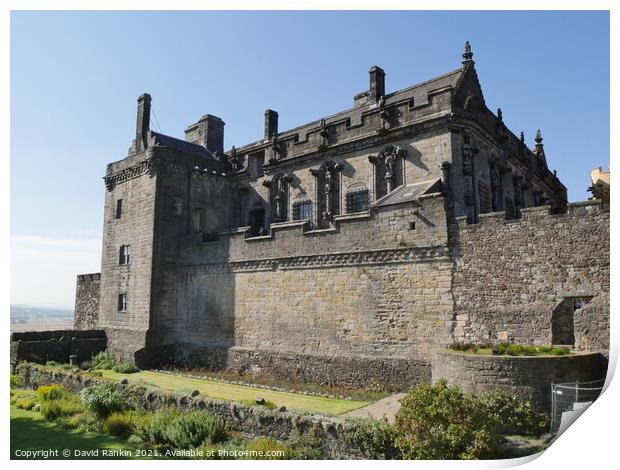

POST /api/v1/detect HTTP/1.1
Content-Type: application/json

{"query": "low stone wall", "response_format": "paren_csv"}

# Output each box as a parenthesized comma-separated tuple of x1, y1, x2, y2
(10, 330, 107, 369)
(15, 364, 363, 459)
(176, 345, 431, 391)
(431, 349, 608, 410)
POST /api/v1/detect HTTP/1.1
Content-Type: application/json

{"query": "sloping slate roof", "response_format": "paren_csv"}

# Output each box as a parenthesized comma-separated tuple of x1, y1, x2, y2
(151, 131, 215, 159)
(375, 179, 442, 207)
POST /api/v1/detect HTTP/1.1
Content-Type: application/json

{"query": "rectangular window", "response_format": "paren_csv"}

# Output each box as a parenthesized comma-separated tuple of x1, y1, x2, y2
(292, 201, 313, 221)
(346, 190, 370, 213)
(193, 208, 204, 234)
(117, 293, 127, 312)
(115, 199, 123, 219)
(119, 245, 130, 265)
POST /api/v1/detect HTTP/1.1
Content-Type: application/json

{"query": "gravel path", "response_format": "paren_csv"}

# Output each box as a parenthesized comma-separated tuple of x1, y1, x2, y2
(342, 393, 407, 423)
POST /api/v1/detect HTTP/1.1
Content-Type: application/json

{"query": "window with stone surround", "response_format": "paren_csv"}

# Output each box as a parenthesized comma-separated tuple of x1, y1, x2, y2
(119, 245, 130, 265)
(115, 199, 123, 219)
(193, 208, 204, 234)
(478, 179, 491, 214)
(345, 186, 370, 213)
(117, 293, 127, 312)
(292, 200, 313, 221)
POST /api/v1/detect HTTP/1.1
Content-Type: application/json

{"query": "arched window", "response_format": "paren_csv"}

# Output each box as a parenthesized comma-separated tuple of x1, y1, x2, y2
(345, 182, 371, 213)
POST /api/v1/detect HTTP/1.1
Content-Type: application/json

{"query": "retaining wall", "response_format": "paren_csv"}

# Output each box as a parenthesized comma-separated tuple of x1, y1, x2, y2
(431, 349, 608, 410)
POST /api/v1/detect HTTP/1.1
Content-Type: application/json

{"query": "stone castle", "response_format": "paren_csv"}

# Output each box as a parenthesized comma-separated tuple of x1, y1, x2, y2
(71, 42, 609, 389)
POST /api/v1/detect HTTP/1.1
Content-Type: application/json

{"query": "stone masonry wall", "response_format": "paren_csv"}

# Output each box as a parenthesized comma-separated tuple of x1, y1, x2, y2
(16, 365, 366, 458)
(10, 330, 107, 369)
(452, 201, 609, 347)
(431, 349, 608, 410)
(74, 273, 100, 330)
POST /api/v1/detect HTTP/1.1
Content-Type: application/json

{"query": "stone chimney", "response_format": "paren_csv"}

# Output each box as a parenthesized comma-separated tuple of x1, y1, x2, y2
(184, 114, 225, 155)
(135, 93, 151, 152)
(369, 66, 385, 102)
(264, 109, 278, 140)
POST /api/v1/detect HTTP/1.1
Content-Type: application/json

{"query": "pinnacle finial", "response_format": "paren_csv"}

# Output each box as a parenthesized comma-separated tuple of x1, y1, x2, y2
(462, 41, 473, 63)
(497, 108, 503, 121)
(535, 129, 543, 144)
(520, 131, 525, 143)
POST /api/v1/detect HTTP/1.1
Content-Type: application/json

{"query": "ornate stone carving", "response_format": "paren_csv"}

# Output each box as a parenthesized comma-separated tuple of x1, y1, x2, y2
(262, 173, 292, 222)
(369, 145, 405, 195)
(310, 160, 342, 225)
(318, 118, 329, 151)
(228, 146, 240, 172)
(377, 95, 389, 133)
(104, 159, 159, 191)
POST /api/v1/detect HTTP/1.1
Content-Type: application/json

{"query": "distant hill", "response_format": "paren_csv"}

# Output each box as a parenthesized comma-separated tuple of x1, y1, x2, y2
(10, 305, 73, 332)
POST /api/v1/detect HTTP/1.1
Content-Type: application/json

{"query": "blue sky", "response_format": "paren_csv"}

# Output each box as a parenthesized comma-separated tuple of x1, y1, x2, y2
(10, 11, 609, 307)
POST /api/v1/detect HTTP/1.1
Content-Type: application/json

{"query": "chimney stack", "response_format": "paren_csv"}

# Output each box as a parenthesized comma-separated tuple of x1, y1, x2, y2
(184, 114, 225, 155)
(369, 66, 386, 102)
(135, 93, 151, 152)
(264, 109, 279, 140)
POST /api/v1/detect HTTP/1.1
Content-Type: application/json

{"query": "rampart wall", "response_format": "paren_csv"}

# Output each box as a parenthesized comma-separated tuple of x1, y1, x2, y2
(452, 201, 609, 347)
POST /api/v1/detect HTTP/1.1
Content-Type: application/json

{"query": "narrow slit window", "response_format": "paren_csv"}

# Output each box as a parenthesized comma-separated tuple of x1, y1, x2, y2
(119, 245, 130, 265)
(115, 199, 123, 219)
(118, 293, 128, 312)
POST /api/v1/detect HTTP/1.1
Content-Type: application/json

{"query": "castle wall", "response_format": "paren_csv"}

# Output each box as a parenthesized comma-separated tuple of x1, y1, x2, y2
(147, 150, 233, 354)
(175, 195, 454, 387)
(452, 201, 609, 347)
(239, 131, 452, 228)
(74, 273, 100, 330)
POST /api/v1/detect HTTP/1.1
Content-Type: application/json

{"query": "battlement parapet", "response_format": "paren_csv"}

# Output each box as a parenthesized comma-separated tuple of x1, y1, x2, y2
(77, 272, 101, 281)
(457, 200, 606, 230)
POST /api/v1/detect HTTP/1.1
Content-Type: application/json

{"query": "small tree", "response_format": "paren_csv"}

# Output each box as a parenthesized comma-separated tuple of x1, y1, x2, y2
(394, 381, 501, 459)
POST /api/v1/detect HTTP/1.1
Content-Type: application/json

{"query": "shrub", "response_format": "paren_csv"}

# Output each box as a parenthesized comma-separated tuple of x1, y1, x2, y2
(345, 417, 399, 459)
(245, 438, 296, 460)
(112, 363, 140, 374)
(164, 411, 228, 448)
(59, 411, 102, 432)
(132, 408, 181, 446)
(522, 345, 539, 356)
(91, 351, 116, 370)
(497, 343, 510, 355)
(15, 398, 37, 410)
(537, 346, 553, 354)
(41, 395, 84, 420)
(478, 391, 549, 437)
(290, 423, 324, 459)
(37, 384, 68, 402)
(10, 374, 22, 389)
(506, 345, 524, 356)
(551, 347, 570, 356)
(104, 411, 137, 436)
(80, 382, 129, 418)
(394, 381, 501, 459)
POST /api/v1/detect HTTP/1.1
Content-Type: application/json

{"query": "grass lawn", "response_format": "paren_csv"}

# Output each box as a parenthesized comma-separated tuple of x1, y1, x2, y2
(99, 370, 370, 415)
(10, 405, 140, 460)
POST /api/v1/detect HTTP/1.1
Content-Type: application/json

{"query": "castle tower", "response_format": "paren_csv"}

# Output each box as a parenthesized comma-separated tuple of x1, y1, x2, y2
(98, 93, 233, 366)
